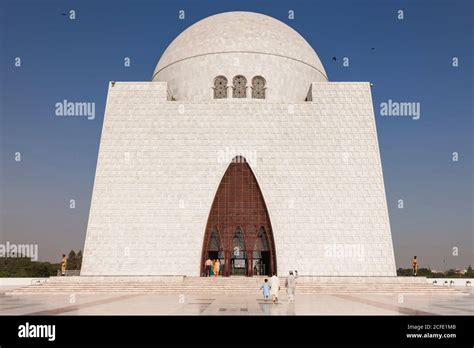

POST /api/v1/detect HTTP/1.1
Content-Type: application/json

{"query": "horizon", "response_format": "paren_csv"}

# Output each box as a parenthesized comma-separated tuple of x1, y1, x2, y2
(0, 0, 472, 271)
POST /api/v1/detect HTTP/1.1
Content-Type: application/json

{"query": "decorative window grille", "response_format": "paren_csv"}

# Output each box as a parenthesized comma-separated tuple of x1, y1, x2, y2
(232, 75, 247, 98)
(251, 76, 266, 99)
(213, 76, 228, 99)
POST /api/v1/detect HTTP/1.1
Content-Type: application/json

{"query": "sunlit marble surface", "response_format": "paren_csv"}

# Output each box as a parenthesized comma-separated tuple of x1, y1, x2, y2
(1, 287, 472, 316)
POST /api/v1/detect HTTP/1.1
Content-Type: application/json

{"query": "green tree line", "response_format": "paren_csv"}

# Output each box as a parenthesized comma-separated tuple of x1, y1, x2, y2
(0, 250, 83, 277)
(397, 266, 473, 278)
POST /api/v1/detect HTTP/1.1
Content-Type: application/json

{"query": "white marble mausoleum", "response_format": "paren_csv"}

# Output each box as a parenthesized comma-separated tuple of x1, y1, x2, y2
(82, 12, 397, 277)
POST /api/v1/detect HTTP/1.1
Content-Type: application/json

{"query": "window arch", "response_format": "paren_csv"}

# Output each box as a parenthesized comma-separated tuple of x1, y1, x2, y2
(232, 227, 246, 258)
(207, 228, 221, 252)
(251, 76, 266, 99)
(213, 76, 228, 99)
(232, 75, 247, 98)
(254, 227, 270, 252)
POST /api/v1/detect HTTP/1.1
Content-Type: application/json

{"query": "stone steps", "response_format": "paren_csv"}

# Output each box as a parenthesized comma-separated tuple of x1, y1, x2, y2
(6, 282, 466, 296)
(6, 284, 456, 288)
(7, 291, 463, 295)
(8, 287, 456, 291)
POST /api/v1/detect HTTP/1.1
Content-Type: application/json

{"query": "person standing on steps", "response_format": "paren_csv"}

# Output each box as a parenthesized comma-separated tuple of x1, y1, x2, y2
(214, 259, 220, 277)
(269, 273, 280, 303)
(60, 254, 67, 276)
(412, 256, 418, 276)
(285, 271, 296, 303)
(205, 257, 212, 277)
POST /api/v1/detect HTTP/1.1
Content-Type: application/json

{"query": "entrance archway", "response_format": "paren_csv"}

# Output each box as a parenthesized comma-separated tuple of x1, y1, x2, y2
(231, 227, 246, 276)
(201, 156, 277, 276)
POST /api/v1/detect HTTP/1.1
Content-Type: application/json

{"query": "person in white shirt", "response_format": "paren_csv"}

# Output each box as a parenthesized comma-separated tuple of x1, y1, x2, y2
(285, 271, 297, 303)
(269, 273, 280, 303)
(204, 258, 212, 277)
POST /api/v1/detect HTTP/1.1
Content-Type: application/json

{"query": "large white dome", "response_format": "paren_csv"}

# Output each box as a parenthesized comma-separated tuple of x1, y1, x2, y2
(153, 11, 328, 101)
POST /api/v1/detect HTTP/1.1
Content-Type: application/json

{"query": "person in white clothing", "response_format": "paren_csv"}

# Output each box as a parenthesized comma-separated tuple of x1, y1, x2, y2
(285, 271, 297, 303)
(269, 273, 280, 303)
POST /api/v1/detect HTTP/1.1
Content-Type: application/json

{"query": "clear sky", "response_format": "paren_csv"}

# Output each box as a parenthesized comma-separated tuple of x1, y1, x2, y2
(0, 0, 472, 270)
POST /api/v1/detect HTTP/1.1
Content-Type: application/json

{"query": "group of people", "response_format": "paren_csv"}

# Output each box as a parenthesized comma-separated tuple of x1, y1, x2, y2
(204, 257, 298, 303)
(204, 257, 223, 277)
(260, 270, 298, 304)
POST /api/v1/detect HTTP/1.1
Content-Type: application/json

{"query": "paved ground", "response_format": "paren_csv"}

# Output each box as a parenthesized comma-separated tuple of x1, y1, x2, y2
(1, 287, 473, 315)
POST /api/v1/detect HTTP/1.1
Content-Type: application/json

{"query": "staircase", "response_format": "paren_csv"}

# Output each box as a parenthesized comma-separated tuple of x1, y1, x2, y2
(5, 276, 468, 296)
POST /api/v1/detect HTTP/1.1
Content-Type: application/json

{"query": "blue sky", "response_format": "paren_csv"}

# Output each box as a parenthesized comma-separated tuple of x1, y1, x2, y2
(0, 0, 472, 270)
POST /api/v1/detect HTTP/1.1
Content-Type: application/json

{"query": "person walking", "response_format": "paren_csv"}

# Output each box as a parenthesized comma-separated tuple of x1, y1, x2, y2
(412, 256, 418, 276)
(285, 271, 296, 303)
(260, 278, 270, 301)
(214, 259, 220, 277)
(269, 273, 280, 303)
(205, 257, 212, 277)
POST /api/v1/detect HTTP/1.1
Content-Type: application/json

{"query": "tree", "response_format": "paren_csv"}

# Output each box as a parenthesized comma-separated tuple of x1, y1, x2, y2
(67, 250, 76, 270)
(445, 269, 459, 278)
(417, 268, 432, 277)
(397, 268, 412, 276)
(76, 250, 83, 270)
(466, 265, 473, 277)
(0, 257, 59, 277)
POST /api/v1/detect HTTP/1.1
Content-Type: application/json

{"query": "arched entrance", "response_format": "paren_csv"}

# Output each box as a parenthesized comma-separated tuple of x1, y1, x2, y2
(231, 227, 246, 276)
(201, 156, 277, 276)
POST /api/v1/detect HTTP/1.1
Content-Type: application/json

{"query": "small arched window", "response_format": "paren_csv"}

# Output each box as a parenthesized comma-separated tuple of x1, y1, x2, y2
(213, 76, 228, 99)
(251, 76, 266, 99)
(232, 75, 247, 98)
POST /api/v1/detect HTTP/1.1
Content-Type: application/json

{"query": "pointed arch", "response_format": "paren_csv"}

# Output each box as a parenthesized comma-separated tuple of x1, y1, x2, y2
(254, 227, 270, 252)
(200, 156, 277, 276)
(207, 228, 221, 252)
